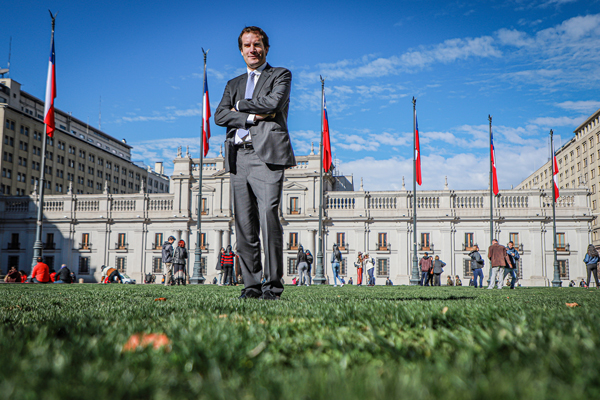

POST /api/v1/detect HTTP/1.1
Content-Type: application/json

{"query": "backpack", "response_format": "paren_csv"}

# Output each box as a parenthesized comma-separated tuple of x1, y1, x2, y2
(306, 252, 314, 264)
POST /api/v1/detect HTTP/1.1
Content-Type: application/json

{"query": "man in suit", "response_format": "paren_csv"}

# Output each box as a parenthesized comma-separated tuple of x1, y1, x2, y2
(215, 26, 296, 300)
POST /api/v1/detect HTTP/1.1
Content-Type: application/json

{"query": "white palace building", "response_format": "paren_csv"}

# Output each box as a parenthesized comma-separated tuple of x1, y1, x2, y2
(0, 148, 594, 286)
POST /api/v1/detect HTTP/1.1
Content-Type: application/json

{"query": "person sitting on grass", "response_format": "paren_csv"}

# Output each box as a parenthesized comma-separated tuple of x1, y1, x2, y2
(49, 268, 57, 283)
(101, 266, 122, 284)
(19, 270, 28, 283)
(348, 277, 353, 285)
(447, 275, 454, 286)
(4, 266, 21, 283)
(30, 257, 50, 283)
(580, 279, 587, 288)
(455, 275, 462, 286)
(54, 264, 72, 284)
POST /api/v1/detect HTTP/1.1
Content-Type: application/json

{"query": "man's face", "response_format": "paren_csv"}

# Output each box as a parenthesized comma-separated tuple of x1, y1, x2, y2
(169, 238, 174, 243)
(508, 242, 514, 249)
(240, 32, 268, 70)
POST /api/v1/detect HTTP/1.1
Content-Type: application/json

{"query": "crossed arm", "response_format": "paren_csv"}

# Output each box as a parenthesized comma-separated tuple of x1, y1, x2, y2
(215, 69, 291, 129)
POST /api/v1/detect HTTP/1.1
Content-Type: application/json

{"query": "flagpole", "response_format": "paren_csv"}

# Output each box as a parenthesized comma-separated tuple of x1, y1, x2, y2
(31, 11, 56, 271)
(550, 129, 561, 287)
(314, 76, 326, 285)
(410, 97, 419, 285)
(192, 48, 208, 284)
(489, 115, 494, 245)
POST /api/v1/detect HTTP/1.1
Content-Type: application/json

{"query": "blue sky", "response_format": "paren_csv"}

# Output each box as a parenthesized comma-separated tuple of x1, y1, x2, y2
(3, 0, 600, 190)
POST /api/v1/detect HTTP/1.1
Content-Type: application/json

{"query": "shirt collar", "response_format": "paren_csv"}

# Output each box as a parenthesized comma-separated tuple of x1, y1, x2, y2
(248, 62, 267, 75)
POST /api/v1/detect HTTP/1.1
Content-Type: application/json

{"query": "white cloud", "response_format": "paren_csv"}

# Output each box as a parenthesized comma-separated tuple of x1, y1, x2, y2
(556, 101, 600, 113)
(529, 116, 586, 128)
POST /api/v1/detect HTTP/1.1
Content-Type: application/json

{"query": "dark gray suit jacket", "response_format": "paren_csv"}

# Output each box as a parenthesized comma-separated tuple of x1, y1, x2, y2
(215, 64, 296, 170)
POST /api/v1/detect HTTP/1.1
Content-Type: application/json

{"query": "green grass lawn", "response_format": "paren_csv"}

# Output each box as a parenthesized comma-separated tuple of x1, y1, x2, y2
(1, 284, 599, 400)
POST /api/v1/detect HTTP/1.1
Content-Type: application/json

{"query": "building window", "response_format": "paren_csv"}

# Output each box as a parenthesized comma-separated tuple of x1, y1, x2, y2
(116, 257, 126, 273)
(44, 233, 55, 249)
(289, 232, 298, 250)
(376, 258, 389, 277)
(152, 257, 163, 274)
(43, 256, 54, 271)
(78, 257, 90, 275)
(464, 233, 474, 251)
(200, 233, 207, 250)
(8, 255, 19, 271)
(9, 233, 19, 250)
(336, 232, 346, 250)
(340, 259, 347, 276)
(509, 233, 519, 250)
(558, 259, 569, 279)
(378, 233, 388, 250)
(556, 233, 566, 251)
(154, 233, 163, 249)
(117, 233, 127, 250)
(463, 259, 473, 279)
(420, 233, 431, 251)
(287, 257, 298, 275)
(290, 197, 299, 214)
(81, 233, 90, 250)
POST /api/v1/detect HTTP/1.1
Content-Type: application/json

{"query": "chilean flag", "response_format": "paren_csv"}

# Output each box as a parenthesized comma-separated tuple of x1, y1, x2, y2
(552, 140, 560, 201)
(322, 92, 332, 172)
(490, 129, 499, 196)
(202, 68, 211, 157)
(44, 35, 56, 138)
(415, 113, 422, 186)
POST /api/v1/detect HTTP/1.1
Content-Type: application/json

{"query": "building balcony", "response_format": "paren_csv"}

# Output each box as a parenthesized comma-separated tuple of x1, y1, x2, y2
(376, 242, 390, 251)
(419, 243, 434, 253)
(115, 243, 129, 251)
(287, 207, 302, 215)
(7, 242, 20, 250)
(43, 242, 56, 250)
(152, 243, 162, 250)
(287, 243, 299, 250)
(336, 242, 347, 251)
(79, 243, 92, 252)
(556, 243, 570, 253)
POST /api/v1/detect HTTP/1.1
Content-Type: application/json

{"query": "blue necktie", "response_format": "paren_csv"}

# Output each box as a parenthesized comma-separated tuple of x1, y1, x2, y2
(237, 71, 255, 142)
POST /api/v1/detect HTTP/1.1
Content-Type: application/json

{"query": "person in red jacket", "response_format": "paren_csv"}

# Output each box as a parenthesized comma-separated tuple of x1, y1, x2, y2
(30, 257, 50, 283)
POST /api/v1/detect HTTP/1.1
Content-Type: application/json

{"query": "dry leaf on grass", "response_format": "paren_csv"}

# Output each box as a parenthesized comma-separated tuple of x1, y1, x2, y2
(565, 303, 580, 308)
(123, 333, 171, 352)
(154, 298, 167, 301)
(442, 307, 448, 314)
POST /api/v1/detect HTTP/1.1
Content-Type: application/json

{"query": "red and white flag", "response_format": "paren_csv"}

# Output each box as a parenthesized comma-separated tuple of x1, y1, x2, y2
(322, 92, 332, 172)
(202, 67, 211, 157)
(552, 140, 560, 201)
(490, 129, 499, 195)
(44, 34, 56, 138)
(415, 112, 422, 186)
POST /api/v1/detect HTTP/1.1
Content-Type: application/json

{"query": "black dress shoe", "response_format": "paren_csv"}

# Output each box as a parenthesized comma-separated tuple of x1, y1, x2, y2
(238, 289, 261, 299)
(259, 290, 280, 300)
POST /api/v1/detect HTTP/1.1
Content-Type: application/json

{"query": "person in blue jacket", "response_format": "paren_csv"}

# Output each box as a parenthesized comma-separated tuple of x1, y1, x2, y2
(504, 241, 520, 289)
(583, 244, 600, 289)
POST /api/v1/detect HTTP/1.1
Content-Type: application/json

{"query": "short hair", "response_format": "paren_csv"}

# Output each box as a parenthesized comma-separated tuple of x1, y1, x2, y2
(37, 257, 43, 262)
(492, 239, 498, 244)
(508, 241, 514, 245)
(238, 26, 270, 50)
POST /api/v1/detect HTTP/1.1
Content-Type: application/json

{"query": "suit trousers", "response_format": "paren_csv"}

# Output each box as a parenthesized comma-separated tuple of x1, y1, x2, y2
(231, 148, 285, 296)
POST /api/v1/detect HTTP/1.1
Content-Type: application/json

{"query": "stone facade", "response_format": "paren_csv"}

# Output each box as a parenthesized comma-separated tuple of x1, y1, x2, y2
(0, 78, 169, 197)
(0, 151, 593, 286)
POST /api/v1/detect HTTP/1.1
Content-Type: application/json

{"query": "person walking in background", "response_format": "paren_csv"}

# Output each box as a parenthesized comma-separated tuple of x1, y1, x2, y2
(222, 245, 235, 286)
(504, 241, 520, 289)
(469, 244, 485, 288)
(331, 244, 344, 287)
(162, 235, 176, 286)
(30, 257, 50, 283)
(487, 239, 511, 289)
(419, 252, 433, 286)
(433, 255, 445, 286)
(296, 245, 309, 286)
(583, 244, 600, 289)
(354, 252, 364, 286)
(172, 240, 188, 286)
(216, 247, 225, 285)
(54, 264, 72, 284)
(305, 249, 314, 285)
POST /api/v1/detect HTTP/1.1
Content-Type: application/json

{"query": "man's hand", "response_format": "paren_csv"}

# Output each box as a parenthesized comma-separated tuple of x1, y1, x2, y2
(255, 113, 276, 121)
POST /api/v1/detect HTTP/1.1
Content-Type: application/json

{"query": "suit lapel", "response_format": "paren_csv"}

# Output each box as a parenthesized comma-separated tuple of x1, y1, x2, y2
(253, 63, 272, 98)
(237, 73, 248, 101)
